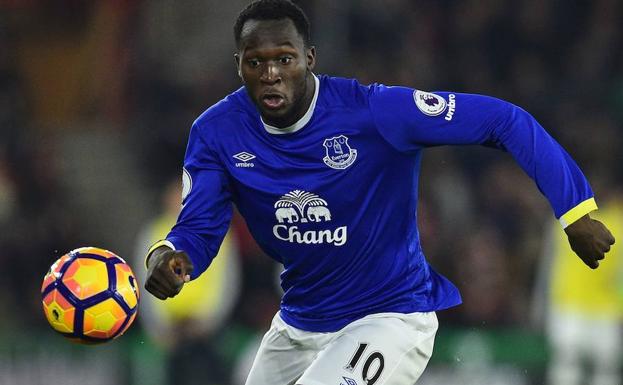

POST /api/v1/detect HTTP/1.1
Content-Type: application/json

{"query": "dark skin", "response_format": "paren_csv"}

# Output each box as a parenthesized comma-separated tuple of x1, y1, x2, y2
(144, 19, 615, 300)
(234, 18, 316, 128)
(145, 249, 193, 300)
(564, 214, 615, 269)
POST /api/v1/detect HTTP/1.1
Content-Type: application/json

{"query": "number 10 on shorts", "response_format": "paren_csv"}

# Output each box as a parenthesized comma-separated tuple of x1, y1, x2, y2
(344, 343, 385, 385)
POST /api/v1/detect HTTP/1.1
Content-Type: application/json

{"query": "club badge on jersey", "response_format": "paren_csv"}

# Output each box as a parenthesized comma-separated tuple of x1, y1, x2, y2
(322, 135, 357, 169)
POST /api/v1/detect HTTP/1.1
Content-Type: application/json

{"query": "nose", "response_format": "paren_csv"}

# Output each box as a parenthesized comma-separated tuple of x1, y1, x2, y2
(260, 62, 280, 84)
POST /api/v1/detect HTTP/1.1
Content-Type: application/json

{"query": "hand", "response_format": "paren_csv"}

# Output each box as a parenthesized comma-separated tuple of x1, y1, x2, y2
(145, 246, 194, 300)
(564, 214, 615, 269)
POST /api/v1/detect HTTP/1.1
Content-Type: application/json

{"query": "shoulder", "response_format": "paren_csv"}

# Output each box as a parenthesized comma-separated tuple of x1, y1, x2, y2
(318, 75, 417, 112)
(192, 87, 255, 141)
(317, 75, 376, 110)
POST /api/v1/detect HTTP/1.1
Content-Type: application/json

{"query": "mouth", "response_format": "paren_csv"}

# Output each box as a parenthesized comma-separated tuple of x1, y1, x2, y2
(261, 93, 286, 110)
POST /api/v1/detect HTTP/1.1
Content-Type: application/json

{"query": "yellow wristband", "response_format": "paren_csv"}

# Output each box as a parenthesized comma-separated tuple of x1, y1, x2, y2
(145, 239, 175, 269)
(559, 197, 598, 228)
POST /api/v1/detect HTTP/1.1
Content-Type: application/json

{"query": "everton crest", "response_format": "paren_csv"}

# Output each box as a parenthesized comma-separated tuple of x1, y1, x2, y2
(322, 135, 357, 170)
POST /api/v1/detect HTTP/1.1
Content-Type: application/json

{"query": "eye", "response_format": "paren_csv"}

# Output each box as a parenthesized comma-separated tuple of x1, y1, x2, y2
(247, 59, 260, 68)
(279, 56, 292, 65)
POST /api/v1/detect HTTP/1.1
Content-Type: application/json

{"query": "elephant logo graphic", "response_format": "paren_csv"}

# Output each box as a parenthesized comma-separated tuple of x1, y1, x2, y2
(275, 207, 299, 223)
(307, 206, 331, 222)
(274, 190, 331, 223)
(273, 190, 347, 246)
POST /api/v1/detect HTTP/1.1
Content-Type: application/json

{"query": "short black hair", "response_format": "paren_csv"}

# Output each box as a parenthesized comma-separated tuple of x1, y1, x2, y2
(234, 0, 311, 48)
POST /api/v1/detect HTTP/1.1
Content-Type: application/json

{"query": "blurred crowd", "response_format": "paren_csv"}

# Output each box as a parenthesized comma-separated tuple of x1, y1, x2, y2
(1, 1, 622, 384)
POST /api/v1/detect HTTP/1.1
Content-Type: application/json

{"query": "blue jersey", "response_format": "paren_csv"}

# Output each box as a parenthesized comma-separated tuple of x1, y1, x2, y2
(163, 75, 596, 332)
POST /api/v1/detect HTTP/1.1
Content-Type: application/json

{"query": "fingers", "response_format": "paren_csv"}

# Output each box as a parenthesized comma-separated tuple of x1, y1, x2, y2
(144, 250, 193, 300)
(145, 279, 169, 300)
(596, 220, 616, 245)
(596, 236, 612, 254)
(584, 247, 609, 269)
(145, 273, 171, 299)
(584, 257, 600, 269)
(152, 264, 185, 293)
(569, 219, 617, 270)
(145, 275, 183, 299)
(170, 251, 194, 282)
(582, 246, 606, 269)
(606, 229, 615, 245)
(183, 261, 194, 281)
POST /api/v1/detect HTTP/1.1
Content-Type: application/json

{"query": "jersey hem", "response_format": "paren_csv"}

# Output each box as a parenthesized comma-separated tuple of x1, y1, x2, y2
(279, 300, 461, 333)
(559, 197, 598, 228)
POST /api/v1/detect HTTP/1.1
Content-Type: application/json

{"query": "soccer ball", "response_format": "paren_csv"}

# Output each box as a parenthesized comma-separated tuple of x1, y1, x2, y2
(41, 247, 140, 344)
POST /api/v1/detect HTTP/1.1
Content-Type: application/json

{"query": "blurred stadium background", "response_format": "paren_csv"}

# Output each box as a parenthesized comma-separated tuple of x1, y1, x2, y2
(1, 1, 622, 384)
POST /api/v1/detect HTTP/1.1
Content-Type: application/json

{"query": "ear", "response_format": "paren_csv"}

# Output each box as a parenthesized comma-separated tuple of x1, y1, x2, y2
(306, 46, 316, 71)
(234, 53, 242, 79)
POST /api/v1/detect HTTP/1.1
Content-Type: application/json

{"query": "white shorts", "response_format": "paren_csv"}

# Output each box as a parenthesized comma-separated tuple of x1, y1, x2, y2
(244, 311, 438, 385)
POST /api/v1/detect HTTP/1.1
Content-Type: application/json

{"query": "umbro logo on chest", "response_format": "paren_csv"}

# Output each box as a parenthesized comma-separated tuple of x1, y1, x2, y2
(233, 151, 255, 168)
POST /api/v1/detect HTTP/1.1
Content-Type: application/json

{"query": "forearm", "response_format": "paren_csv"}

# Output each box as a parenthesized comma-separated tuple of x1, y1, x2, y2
(491, 104, 596, 225)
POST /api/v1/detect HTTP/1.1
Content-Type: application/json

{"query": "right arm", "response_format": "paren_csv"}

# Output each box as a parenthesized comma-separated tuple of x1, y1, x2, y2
(144, 121, 233, 299)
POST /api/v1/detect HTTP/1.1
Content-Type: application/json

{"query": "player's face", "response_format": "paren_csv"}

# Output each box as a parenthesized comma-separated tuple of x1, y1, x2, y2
(235, 18, 316, 128)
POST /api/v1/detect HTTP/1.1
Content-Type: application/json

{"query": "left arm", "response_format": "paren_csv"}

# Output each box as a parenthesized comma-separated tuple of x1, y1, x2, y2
(369, 86, 615, 267)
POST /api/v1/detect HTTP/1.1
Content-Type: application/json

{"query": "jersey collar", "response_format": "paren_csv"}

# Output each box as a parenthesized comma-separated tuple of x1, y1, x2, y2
(261, 74, 319, 135)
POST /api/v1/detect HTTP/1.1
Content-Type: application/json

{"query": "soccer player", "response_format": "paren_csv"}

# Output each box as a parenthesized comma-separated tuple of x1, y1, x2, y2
(144, 1, 616, 384)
